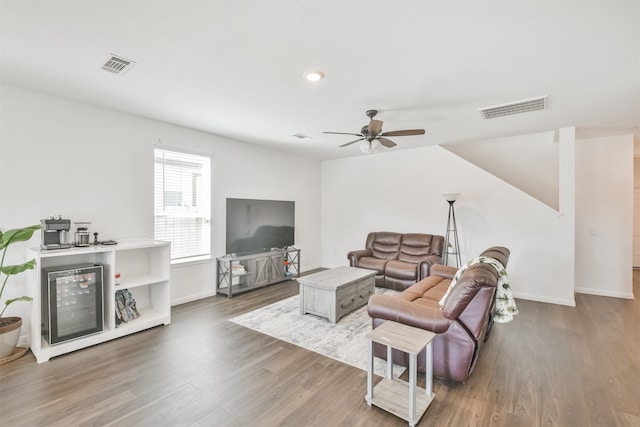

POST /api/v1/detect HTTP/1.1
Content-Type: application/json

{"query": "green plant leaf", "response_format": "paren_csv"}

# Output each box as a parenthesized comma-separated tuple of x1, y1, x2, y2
(0, 259, 37, 275)
(5, 296, 33, 305)
(0, 225, 41, 250)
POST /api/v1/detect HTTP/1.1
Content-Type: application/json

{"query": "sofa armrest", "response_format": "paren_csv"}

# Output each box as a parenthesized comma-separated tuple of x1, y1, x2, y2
(430, 264, 458, 280)
(367, 294, 453, 333)
(347, 249, 372, 267)
(417, 255, 445, 280)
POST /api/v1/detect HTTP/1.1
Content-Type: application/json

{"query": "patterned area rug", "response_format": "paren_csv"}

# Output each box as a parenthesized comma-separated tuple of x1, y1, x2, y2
(229, 288, 404, 377)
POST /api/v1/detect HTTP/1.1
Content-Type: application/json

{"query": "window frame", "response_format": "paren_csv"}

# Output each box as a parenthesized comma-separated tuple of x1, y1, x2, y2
(154, 146, 212, 264)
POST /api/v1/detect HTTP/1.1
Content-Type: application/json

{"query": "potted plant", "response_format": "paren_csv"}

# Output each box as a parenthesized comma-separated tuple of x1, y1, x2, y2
(0, 224, 41, 359)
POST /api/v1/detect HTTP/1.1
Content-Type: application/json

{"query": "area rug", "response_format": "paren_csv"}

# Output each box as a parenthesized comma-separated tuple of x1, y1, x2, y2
(229, 288, 404, 377)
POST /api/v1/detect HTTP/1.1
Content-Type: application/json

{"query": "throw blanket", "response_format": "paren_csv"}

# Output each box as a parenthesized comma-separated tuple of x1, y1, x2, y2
(439, 256, 519, 323)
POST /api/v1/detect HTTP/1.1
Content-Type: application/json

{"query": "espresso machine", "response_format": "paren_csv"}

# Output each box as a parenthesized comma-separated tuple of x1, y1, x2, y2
(41, 216, 72, 250)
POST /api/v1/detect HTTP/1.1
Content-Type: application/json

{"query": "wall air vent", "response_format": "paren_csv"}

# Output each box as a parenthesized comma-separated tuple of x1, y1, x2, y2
(101, 54, 136, 74)
(479, 95, 548, 119)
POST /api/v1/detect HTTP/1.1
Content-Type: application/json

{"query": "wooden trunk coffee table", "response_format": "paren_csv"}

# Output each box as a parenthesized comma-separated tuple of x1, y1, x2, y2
(297, 266, 376, 323)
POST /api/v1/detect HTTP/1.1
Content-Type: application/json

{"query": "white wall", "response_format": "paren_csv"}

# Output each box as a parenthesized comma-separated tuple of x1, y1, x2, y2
(0, 85, 322, 322)
(575, 134, 633, 298)
(321, 128, 635, 306)
(444, 130, 560, 210)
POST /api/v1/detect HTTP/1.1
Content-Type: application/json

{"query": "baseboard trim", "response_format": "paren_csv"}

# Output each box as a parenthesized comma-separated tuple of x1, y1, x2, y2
(574, 287, 635, 299)
(171, 290, 216, 306)
(512, 291, 576, 307)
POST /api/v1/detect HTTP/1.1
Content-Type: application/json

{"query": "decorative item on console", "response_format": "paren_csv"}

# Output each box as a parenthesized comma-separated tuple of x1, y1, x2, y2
(74, 222, 91, 247)
(40, 216, 72, 250)
(40, 216, 118, 250)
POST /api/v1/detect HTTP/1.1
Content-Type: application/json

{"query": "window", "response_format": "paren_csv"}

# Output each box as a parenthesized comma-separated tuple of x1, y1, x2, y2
(154, 148, 211, 262)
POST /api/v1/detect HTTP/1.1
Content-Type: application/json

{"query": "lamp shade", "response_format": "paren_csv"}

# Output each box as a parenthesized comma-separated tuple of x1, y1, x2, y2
(370, 139, 383, 153)
(442, 193, 460, 202)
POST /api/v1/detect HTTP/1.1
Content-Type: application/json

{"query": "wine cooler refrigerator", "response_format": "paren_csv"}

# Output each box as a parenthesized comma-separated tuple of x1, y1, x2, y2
(41, 263, 104, 345)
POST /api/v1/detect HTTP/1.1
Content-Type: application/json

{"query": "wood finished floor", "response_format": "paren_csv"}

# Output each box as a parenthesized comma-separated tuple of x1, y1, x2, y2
(1, 273, 639, 426)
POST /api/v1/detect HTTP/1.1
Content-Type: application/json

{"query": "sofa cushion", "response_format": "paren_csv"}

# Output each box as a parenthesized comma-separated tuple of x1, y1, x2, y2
(357, 256, 388, 275)
(385, 260, 418, 280)
(400, 276, 450, 303)
(369, 232, 402, 260)
(397, 233, 438, 262)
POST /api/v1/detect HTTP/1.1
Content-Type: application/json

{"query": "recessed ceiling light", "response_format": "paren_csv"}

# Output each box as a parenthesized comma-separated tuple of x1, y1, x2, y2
(303, 71, 324, 82)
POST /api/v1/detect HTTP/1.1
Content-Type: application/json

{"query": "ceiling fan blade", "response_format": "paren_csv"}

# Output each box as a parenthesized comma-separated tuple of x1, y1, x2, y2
(323, 131, 364, 137)
(339, 137, 365, 148)
(378, 137, 397, 148)
(368, 119, 383, 134)
(380, 129, 425, 137)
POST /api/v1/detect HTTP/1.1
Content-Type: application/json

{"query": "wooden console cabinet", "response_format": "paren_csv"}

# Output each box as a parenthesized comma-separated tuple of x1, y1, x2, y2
(27, 239, 171, 363)
(216, 248, 300, 298)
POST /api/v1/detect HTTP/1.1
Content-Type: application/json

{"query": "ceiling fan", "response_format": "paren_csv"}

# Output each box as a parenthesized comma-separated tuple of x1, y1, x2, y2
(324, 110, 425, 153)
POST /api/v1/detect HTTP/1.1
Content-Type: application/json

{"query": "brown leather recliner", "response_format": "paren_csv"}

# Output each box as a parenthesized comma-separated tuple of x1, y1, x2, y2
(347, 232, 444, 291)
(367, 246, 510, 383)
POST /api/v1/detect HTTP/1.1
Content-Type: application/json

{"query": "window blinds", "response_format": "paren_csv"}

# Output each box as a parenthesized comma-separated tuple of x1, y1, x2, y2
(154, 148, 211, 261)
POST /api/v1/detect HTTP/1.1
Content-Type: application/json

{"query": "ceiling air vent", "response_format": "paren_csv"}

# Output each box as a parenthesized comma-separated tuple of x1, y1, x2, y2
(479, 95, 548, 119)
(101, 54, 136, 74)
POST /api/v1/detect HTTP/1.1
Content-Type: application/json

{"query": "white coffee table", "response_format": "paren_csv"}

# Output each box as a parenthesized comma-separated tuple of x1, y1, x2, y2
(297, 266, 376, 323)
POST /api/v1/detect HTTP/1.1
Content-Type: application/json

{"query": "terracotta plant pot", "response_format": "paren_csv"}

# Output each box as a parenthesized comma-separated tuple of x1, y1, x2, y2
(0, 317, 22, 358)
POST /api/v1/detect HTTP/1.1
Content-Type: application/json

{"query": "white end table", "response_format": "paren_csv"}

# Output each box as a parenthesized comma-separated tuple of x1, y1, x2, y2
(365, 320, 436, 426)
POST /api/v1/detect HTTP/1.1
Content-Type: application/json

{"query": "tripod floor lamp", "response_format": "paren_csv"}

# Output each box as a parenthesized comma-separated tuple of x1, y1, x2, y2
(442, 193, 461, 268)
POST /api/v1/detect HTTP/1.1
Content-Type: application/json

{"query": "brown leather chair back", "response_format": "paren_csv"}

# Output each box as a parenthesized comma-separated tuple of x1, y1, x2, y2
(397, 233, 444, 263)
(441, 246, 510, 340)
(366, 232, 402, 260)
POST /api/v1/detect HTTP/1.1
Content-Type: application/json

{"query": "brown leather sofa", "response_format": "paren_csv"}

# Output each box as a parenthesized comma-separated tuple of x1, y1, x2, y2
(347, 232, 444, 291)
(367, 246, 510, 383)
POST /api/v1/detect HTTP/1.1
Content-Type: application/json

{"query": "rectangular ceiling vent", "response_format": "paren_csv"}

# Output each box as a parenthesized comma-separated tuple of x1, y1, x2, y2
(101, 54, 136, 74)
(479, 95, 548, 119)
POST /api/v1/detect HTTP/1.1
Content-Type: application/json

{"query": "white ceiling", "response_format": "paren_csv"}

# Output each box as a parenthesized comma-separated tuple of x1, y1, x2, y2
(1, 1, 638, 160)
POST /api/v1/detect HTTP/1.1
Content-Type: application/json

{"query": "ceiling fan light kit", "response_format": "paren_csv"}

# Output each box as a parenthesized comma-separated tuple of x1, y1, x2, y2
(360, 140, 371, 154)
(324, 109, 425, 154)
(371, 139, 383, 153)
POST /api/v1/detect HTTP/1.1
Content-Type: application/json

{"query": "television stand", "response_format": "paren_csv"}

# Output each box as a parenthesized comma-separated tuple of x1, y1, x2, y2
(216, 247, 300, 298)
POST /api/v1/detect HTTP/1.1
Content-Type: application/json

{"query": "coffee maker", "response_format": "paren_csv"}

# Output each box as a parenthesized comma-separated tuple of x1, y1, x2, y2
(41, 216, 72, 250)
(74, 222, 91, 247)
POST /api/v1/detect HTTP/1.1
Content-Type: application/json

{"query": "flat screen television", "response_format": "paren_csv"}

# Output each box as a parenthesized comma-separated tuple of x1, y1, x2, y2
(225, 198, 295, 255)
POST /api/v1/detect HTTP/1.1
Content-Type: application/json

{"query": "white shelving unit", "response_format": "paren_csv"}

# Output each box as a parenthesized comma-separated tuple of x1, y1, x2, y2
(27, 239, 171, 363)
